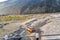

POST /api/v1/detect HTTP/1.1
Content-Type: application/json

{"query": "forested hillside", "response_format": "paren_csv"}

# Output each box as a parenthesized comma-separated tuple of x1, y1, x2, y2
(0, 0, 60, 15)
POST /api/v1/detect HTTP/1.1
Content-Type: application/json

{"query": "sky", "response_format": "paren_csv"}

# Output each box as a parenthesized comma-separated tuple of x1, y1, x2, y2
(0, 0, 7, 2)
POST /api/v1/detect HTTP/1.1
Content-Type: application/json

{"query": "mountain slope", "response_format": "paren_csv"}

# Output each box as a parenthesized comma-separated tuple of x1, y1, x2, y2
(24, 0, 60, 13)
(0, 0, 43, 15)
(0, 0, 60, 15)
(0, 0, 31, 15)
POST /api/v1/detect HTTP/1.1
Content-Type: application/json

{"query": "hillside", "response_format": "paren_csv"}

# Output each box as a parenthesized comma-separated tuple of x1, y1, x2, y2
(0, 0, 60, 15)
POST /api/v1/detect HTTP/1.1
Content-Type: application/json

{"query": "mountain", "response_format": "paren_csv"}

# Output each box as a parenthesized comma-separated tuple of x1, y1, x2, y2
(21, 0, 60, 14)
(23, 0, 60, 13)
(43, 0, 60, 13)
(0, 0, 60, 15)
(0, 0, 43, 15)
(0, 0, 31, 15)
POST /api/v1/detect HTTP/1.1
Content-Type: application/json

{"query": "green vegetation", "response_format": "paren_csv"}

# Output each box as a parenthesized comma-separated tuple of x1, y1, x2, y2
(0, 15, 31, 23)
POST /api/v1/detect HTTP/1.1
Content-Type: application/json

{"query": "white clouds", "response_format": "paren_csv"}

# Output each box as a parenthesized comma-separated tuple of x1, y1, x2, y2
(0, 0, 7, 2)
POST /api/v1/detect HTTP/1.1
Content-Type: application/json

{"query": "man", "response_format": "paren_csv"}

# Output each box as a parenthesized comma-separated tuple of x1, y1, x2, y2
(3, 35, 8, 40)
(36, 32, 39, 40)
(35, 29, 42, 40)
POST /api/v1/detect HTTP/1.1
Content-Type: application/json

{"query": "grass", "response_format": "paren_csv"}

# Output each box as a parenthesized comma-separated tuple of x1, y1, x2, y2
(0, 14, 49, 23)
(0, 15, 31, 24)
(0, 15, 31, 22)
